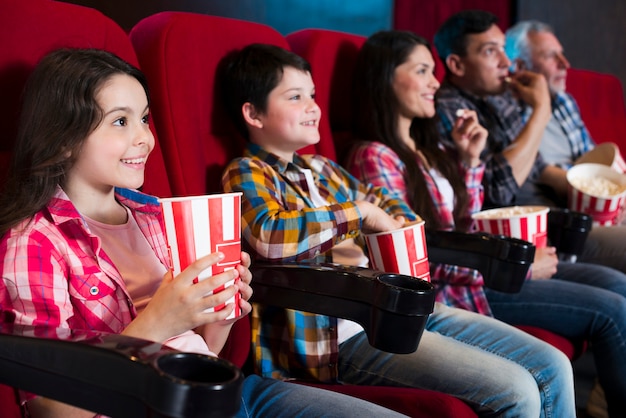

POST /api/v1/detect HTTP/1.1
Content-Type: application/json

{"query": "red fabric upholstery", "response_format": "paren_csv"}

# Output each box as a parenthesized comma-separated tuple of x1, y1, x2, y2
(0, 1, 172, 415)
(0, 0, 171, 198)
(567, 67, 626, 151)
(393, 0, 512, 44)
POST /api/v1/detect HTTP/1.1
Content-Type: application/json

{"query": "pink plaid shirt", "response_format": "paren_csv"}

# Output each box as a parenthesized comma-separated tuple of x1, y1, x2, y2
(0, 187, 170, 334)
(347, 141, 493, 315)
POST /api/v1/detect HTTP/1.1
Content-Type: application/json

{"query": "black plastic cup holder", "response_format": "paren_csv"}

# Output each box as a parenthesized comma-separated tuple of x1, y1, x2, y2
(250, 263, 436, 354)
(156, 352, 241, 385)
(377, 274, 433, 291)
(547, 207, 593, 261)
(154, 353, 244, 418)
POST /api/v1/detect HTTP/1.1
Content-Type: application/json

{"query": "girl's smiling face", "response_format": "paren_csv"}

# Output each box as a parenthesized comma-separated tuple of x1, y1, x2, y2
(66, 73, 154, 196)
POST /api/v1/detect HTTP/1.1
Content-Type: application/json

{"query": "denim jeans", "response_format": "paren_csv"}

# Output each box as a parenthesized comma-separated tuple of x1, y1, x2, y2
(236, 374, 407, 417)
(337, 303, 575, 418)
(485, 276, 626, 417)
(557, 259, 626, 298)
(581, 225, 626, 274)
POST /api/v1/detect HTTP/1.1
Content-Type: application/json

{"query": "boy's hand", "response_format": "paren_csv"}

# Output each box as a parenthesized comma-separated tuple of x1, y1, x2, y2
(356, 201, 405, 233)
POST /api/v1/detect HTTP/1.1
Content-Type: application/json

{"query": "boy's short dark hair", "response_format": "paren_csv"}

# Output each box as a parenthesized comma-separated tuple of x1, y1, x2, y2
(218, 43, 312, 141)
(433, 10, 498, 63)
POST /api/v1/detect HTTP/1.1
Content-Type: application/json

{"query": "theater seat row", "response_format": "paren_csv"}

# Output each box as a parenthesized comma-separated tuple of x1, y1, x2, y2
(2, 1, 625, 416)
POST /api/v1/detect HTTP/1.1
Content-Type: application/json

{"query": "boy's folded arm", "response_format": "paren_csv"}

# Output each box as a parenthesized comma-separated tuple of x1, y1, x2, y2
(223, 158, 362, 262)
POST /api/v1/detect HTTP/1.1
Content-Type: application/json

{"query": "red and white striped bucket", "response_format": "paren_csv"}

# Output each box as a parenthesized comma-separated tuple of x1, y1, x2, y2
(471, 206, 549, 248)
(567, 163, 626, 226)
(364, 221, 430, 281)
(159, 192, 242, 319)
(574, 142, 626, 174)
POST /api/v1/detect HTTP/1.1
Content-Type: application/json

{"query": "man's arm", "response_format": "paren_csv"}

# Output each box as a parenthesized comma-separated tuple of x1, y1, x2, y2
(502, 70, 552, 185)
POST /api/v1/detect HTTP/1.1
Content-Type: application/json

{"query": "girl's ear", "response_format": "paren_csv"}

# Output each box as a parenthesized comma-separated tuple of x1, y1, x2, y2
(242, 102, 263, 129)
(446, 54, 465, 77)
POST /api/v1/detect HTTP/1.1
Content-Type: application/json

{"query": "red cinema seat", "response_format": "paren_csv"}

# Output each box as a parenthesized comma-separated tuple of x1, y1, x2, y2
(567, 67, 626, 151)
(0, 1, 174, 415)
(0, 0, 171, 199)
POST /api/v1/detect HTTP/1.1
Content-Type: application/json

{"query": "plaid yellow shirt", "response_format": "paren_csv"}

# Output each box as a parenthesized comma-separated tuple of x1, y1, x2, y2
(222, 143, 416, 382)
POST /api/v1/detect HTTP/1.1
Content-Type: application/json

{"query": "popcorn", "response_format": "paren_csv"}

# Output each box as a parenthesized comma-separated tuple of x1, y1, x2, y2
(455, 109, 465, 118)
(568, 175, 626, 198)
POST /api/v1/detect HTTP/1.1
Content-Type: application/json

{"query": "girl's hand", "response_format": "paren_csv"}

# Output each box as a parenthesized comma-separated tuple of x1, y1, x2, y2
(123, 252, 242, 343)
(451, 109, 487, 167)
(530, 246, 558, 280)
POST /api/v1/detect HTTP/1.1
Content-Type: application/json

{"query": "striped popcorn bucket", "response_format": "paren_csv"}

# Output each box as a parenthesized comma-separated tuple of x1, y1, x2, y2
(159, 192, 243, 319)
(364, 221, 430, 281)
(566, 163, 626, 226)
(471, 206, 549, 248)
(574, 142, 626, 174)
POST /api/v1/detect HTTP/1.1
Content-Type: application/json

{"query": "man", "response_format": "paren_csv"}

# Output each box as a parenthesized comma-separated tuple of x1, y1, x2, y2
(506, 19, 626, 275)
(434, 10, 626, 274)
(504, 20, 594, 177)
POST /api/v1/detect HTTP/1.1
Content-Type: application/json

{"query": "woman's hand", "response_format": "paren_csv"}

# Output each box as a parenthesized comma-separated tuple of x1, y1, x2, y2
(123, 251, 244, 343)
(530, 246, 558, 280)
(451, 109, 487, 167)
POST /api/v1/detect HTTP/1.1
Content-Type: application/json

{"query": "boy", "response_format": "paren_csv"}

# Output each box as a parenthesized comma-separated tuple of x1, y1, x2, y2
(220, 43, 574, 416)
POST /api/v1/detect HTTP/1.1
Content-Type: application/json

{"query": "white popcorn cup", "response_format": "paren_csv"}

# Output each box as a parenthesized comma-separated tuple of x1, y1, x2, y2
(364, 221, 430, 281)
(471, 206, 549, 248)
(566, 163, 626, 226)
(159, 192, 243, 319)
(574, 142, 626, 173)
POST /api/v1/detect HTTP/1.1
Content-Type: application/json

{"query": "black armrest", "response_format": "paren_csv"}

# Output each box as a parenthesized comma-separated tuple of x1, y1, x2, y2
(547, 207, 593, 261)
(250, 263, 435, 354)
(425, 230, 536, 293)
(0, 324, 243, 418)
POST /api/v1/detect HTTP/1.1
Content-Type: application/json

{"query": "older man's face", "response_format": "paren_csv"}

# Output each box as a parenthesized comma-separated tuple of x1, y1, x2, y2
(527, 31, 570, 94)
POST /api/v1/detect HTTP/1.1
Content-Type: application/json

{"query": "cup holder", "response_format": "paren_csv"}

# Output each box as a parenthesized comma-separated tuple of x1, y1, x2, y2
(156, 353, 242, 387)
(377, 273, 433, 292)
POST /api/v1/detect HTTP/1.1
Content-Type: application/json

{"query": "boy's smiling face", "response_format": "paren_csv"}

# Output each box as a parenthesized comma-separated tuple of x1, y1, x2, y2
(247, 66, 321, 161)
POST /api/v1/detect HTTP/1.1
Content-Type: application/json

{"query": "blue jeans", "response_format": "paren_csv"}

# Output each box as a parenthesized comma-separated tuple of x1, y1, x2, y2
(337, 303, 574, 418)
(485, 277, 626, 417)
(557, 259, 626, 298)
(236, 374, 407, 417)
(581, 225, 626, 274)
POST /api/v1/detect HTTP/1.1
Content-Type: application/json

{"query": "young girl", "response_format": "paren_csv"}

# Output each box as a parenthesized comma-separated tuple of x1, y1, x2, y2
(0, 48, 408, 418)
(346, 29, 626, 416)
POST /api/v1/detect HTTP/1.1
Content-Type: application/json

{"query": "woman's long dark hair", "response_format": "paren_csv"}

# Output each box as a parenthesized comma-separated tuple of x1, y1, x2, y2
(0, 48, 149, 237)
(351, 30, 470, 231)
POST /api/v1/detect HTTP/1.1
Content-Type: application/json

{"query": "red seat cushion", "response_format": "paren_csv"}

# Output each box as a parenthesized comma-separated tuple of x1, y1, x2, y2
(567, 68, 626, 151)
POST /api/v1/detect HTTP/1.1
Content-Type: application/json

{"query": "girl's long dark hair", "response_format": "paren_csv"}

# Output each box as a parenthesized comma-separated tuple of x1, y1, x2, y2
(351, 30, 470, 231)
(0, 48, 149, 237)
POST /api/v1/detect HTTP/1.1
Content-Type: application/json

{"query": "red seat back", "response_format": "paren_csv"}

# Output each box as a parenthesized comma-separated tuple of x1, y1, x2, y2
(0, 0, 171, 198)
(130, 11, 294, 368)
(287, 29, 365, 164)
(0, 2, 174, 415)
(567, 67, 626, 151)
